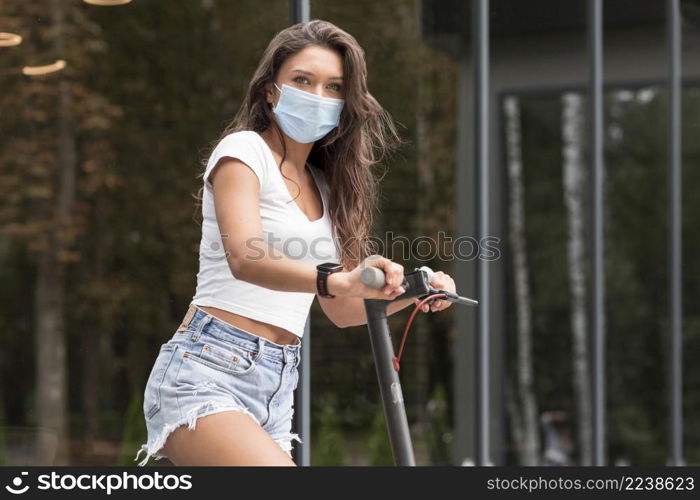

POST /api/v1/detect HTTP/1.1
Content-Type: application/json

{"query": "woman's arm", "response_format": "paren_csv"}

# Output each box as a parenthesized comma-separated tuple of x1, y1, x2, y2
(212, 157, 321, 293)
(318, 268, 457, 328)
(212, 159, 408, 304)
(317, 294, 416, 328)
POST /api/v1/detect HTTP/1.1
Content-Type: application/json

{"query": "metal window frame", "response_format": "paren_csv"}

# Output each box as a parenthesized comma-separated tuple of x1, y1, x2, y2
(473, 0, 492, 467)
(667, 0, 684, 467)
(588, 0, 606, 467)
(290, 0, 311, 467)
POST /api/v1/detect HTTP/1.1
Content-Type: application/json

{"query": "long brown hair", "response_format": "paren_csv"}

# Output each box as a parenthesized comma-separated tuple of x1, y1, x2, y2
(193, 19, 403, 270)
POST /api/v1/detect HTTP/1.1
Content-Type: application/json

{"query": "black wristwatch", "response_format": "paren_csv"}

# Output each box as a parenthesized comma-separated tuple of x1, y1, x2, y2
(316, 262, 343, 298)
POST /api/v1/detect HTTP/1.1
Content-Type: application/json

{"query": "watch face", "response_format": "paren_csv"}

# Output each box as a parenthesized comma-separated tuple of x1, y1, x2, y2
(318, 262, 342, 273)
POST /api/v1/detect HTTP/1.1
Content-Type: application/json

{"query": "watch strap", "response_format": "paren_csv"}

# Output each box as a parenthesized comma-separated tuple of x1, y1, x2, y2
(317, 269, 334, 298)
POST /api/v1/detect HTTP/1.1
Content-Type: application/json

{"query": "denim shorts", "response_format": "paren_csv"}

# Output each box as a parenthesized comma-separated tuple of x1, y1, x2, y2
(134, 303, 302, 466)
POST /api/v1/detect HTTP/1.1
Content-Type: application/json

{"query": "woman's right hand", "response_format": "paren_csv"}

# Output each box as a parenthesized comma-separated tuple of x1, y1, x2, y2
(328, 255, 406, 300)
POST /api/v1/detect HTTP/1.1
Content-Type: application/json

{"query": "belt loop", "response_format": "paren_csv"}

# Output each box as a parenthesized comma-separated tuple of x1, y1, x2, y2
(254, 337, 266, 362)
(177, 303, 197, 332)
(284, 345, 299, 367)
(191, 313, 212, 342)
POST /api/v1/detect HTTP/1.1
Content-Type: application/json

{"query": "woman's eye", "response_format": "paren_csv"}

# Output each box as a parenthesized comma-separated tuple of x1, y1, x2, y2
(292, 76, 342, 92)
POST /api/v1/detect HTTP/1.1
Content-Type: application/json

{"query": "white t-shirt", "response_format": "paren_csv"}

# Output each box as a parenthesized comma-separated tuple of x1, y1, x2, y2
(191, 130, 339, 338)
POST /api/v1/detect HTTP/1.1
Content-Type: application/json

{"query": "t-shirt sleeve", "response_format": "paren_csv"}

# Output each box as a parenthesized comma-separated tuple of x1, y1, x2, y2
(203, 131, 266, 192)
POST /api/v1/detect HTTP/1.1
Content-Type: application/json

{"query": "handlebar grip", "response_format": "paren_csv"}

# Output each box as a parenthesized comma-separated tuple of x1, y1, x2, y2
(361, 265, 435, 290)
(417, 266, 434, 282)
(360, 266, 386, 289)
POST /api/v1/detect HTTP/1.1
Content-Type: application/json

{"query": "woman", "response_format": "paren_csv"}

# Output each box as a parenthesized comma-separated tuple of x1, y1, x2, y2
(135, 19, 456, 467)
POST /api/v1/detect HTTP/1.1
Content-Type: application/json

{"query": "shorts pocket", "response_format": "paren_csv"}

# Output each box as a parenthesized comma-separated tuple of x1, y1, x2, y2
(184, 341, 258, 376)
(144, 343, 179, 420)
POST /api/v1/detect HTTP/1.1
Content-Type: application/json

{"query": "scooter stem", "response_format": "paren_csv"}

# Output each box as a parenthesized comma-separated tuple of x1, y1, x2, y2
(362, 268, 434, 466)
(363, 297, 417, 466)
(361, 266, 479, 466)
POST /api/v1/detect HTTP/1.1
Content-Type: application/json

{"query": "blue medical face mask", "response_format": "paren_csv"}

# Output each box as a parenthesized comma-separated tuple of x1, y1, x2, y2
(272, 83, 345, 144)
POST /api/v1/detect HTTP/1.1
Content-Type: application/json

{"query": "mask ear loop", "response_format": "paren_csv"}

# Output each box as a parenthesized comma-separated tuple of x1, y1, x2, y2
(270, 82, 282, 111)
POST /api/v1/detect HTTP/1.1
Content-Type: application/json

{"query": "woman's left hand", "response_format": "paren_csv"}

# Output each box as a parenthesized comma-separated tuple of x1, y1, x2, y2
(413, 271, 456, 313)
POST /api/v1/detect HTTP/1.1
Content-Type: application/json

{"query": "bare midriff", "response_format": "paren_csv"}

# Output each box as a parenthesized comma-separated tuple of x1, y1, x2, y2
(196, 305, 301, 346)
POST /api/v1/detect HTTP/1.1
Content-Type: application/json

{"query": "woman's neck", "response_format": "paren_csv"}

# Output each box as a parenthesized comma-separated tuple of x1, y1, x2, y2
(259, 127, 313, 177)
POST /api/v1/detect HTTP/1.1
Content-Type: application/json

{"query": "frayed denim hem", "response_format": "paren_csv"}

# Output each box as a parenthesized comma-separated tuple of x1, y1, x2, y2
(274, 432, 303, 459)
(134, 400, 257, 467)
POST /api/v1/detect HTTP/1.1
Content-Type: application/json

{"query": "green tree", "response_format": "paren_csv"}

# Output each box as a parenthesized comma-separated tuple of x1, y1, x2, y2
(425, 383, 451, 465)
(367, 404, 393, 465)
(312, 393, 345, 466)
(116, 391, 147, 466)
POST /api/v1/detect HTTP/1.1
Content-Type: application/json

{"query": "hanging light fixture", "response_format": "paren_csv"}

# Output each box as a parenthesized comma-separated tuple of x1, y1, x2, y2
(22, 59, 66, 76)
(83, 0, 133, 5)
(0, 32, 22, 47)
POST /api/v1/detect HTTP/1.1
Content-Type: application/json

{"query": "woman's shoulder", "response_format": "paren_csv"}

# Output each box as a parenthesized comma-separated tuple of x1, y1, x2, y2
(204, 130, 269, 188)
(213, 130, 269, 164)
(220, 129, 263, 147)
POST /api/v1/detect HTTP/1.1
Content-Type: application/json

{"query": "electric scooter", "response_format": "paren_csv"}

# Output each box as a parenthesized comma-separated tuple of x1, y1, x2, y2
(360, 264, 479, 466)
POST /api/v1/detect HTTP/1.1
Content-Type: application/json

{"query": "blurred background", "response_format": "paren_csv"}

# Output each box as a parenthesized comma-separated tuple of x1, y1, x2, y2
(0, 0, 698, 466)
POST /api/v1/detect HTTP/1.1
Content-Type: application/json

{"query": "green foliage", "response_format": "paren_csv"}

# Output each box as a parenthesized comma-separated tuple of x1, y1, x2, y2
(311, 393, 345, 466)
(116, 391, 147, 466)
(0, 423, 5, 466)
(367, 405, 393, 466)
(425, 383, 452, 465)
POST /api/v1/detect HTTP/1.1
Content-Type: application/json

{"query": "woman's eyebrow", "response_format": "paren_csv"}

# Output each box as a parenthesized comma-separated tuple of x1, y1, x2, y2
(292, 68, 344, 80)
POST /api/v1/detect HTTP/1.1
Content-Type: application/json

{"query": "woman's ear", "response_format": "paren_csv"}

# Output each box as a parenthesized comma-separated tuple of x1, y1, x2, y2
(267, 83, 277, 106)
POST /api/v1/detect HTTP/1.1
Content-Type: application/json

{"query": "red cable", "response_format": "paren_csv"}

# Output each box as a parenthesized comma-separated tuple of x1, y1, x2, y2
(392, 293, 447, 372)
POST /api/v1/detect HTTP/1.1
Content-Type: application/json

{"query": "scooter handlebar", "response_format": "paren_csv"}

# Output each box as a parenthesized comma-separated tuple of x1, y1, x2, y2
(360, 266, 389, 289)
(360, 264, 479, 307)
(360, 265, 434, 289)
